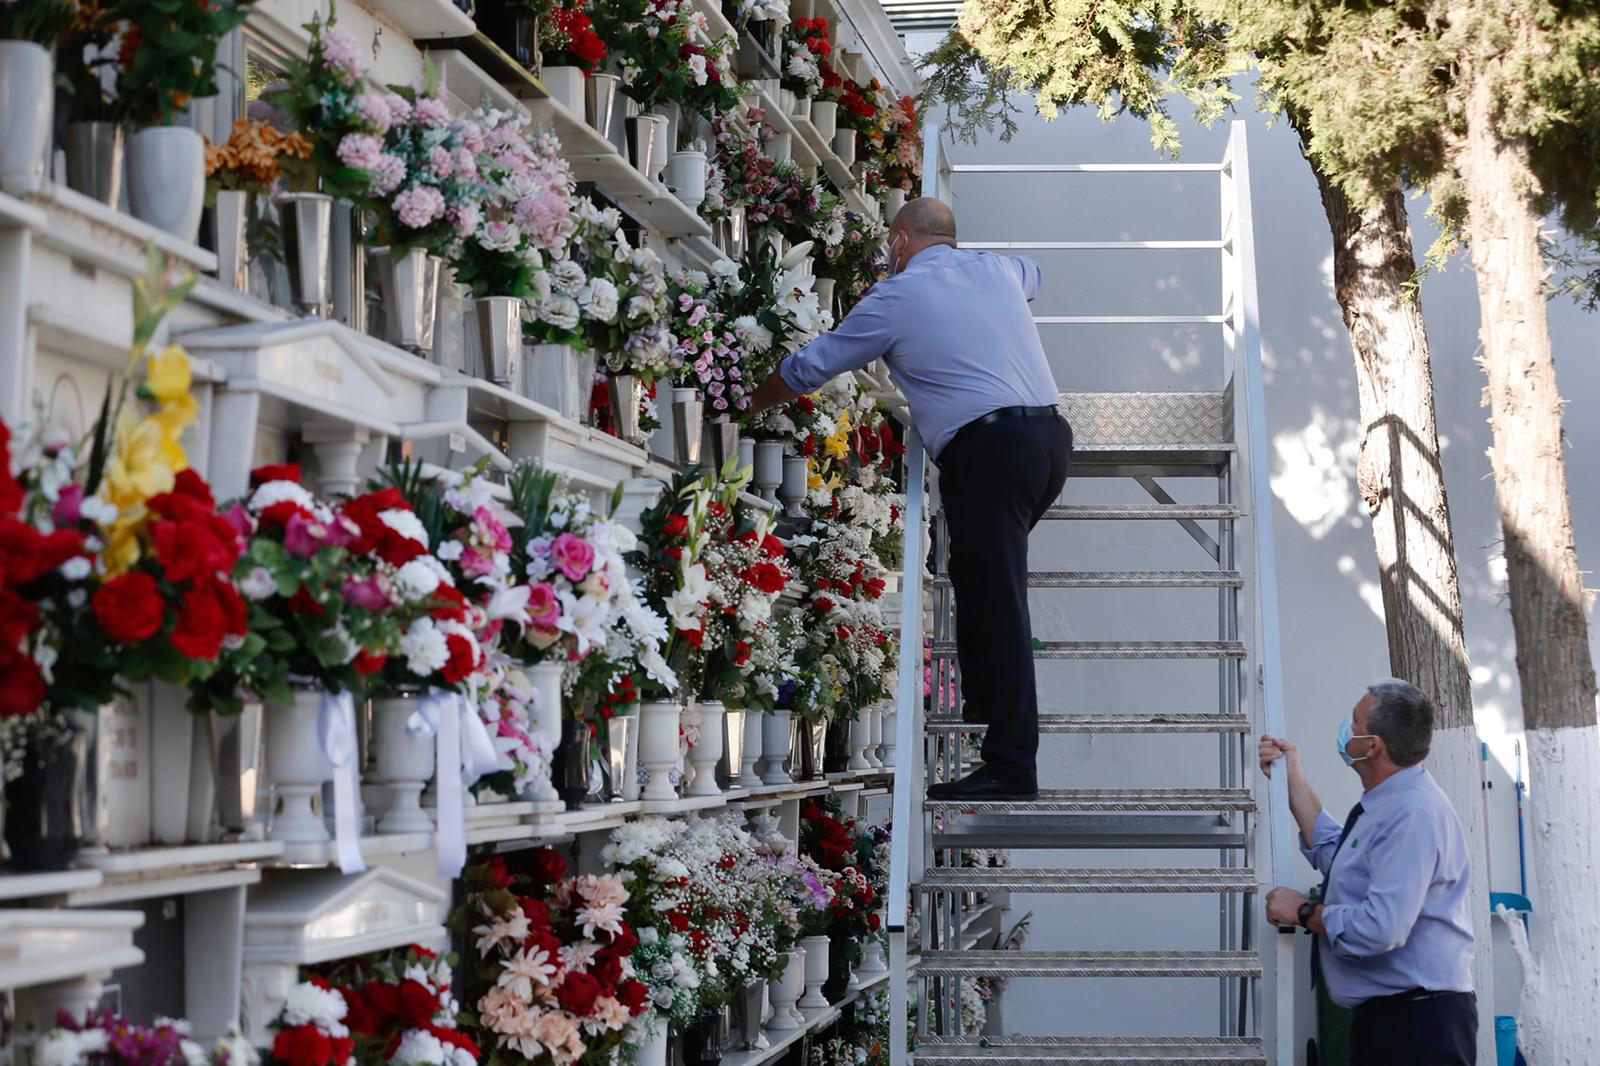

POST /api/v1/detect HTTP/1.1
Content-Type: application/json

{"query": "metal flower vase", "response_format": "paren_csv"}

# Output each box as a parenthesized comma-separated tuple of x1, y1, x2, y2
(705, 416, 738, 473)
(211, 189, 249, 292)
(275, 192, 333, 318)
(585, 74, 620, 138)
(65, 121, 123, 206)
(672, 387, 704, 465)
(608, 373, 645, 445)
(475, 296, 523, 387)
(624, 114, 667, 178)
(373, 246, 442, 353)
(525, 343, 586, 420)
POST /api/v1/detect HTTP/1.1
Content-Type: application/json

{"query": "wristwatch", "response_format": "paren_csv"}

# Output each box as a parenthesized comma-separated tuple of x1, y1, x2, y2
(1298, 901, 1317, 931)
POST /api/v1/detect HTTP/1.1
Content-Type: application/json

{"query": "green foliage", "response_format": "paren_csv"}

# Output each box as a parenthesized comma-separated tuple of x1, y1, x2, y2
(0, 0, 73, 44)
(113, 0, 256, 128)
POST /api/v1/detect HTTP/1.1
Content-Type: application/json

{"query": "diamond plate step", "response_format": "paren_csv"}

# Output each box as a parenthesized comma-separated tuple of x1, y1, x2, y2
(933, 813, 1250, 851)
(925, 788, 1256, 815)
(915, 1036, 1266, 1065)
(918, 949, 1262, 979)
(931, 640, 1246, 660)
(922, 867, 1257, 894)
(1041, 504, 1241, 521)
(931, 571, 1244, 589)
(927, 713, 1250, 735)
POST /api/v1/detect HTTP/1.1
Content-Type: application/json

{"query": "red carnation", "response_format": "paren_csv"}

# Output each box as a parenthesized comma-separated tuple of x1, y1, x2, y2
(734, 641, 752, 666)
(812, 596, 835, 614)
(339, 987, 378, 1037)
(250, 463, 302, 486)
(438, 632, 479, 685)
(520, 896, 553, 929)
(480, 855, 514, 889)
(153, 518, 238, 584)
(353, 650, 387, 676)
(0, 520, 85, 589)
(761, 534, 786, 559)
(0, 647, 46, 719)
(662, 513, 689, 538)
(743, 562, 788, 594)
(429, 584, 470, 623)
(617, 979, 650, 1014)
(272, 1026, 334, 1066)
(556, 971, 602, 1016)
(591, 950, 624, 987)
(667, 908, 690, 932)
(430, 1026, 480, 1060)
(92, 572, 166, 643)
(289, 586, 325, 617)
(680, 625, 704, 648)
(610, 922, 640, 953)
(362, 980, 401, 1025)
(528, 846, 569, 885)
(257, 500, 311, 528)
(396, 979, 439, 1028)
(0, 589, 38, 648)
(170, 577, 247, 660)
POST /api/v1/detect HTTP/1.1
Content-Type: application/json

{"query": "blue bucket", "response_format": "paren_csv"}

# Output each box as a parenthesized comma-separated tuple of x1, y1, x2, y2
(1495, 1016, 1519, 1066)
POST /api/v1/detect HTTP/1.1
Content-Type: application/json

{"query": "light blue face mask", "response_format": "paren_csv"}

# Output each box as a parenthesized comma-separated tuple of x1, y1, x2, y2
(1337, 716, 1377, 767)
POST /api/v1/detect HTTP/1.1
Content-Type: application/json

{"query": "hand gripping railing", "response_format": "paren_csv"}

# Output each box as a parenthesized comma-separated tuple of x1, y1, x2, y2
(888, 120, 947, 1066)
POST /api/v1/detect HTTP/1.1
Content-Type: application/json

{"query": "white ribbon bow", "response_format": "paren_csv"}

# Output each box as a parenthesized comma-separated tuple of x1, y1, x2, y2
(317, 690, 366, 875)
(417, 690, 507, 879)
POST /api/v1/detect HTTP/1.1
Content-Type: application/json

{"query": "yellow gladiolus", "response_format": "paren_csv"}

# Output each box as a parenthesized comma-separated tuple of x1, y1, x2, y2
(144, 345, 192, 405)
(103, 408, 184, 512)
(152, 390, 200, 437)
(100, 504, 147, 578)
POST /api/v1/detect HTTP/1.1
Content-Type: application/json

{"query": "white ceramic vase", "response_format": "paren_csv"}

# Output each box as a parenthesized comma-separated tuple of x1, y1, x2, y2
(766, 948, 806, 1030)
(847, 712, 873, 771)
(810, 100, 838, 141)
(798, 935, 830, 1009)
(666, 149, 707, 208)
(754, 440, 784, 504)
(686, 700, 724, 798)
(760, 710, 793, 785)
(524, 343, 586, 420)
(833, 128, 857, 167)
(885, 188, 908, 222)
(630, 1020, 669, 1066)
(780, 456, 808, 519)
(127, 125, 206, 244)
(525, 661, 565, 803)
(638, 700, 682, 801)
(263, 687, 334, 843)
(880, 704, 898, 768)
(0, 42, 54, 195)
(542, 65, 585, 117)
(371, 693, 436, 833)
(858, 914, 889, 974)
(737, 709, 764, 788)
(866, 704, 884, 769)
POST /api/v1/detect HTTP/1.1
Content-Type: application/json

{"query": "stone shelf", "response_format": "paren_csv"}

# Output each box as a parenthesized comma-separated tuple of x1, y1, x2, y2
(755, 88, 821, 170)
(363, 0, 476, 40)
(0, 869, 104, 903)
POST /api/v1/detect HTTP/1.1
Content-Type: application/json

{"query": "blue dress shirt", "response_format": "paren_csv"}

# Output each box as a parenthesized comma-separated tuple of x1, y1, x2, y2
(1301, 766, 1475, 1008)
(778, 244, 1061, 457)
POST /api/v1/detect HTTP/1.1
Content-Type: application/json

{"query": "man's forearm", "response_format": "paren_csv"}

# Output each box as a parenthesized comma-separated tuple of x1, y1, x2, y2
(1286, 762, 1323, 849)
(746, 369, 799, 418)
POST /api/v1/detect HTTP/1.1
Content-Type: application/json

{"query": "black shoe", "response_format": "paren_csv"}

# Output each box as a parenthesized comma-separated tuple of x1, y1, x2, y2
(926, 765, 1038, 802)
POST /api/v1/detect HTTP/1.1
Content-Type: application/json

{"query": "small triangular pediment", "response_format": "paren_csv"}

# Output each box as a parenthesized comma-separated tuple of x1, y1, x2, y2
(243, 867, 447, 966)
(0, 908, 145, 990)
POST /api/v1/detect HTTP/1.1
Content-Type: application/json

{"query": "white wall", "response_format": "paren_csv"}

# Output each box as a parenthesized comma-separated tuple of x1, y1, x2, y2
(908, 39, 1600, 1056)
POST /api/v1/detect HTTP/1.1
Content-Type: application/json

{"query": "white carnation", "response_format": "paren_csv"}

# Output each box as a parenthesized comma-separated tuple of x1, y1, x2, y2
(239, 566, 278, 601)
(280, 979, 348, 1029)
(248, 479, 315, 515)
(582, 278, 620, 322)
(539, 294, 581, 331)
(394, 558, 442, 601)
(551, 258, 587, 294)
(400, 618, 450, 677)
(378, 508, 429, 548)
(392, 1029, 447, 1066)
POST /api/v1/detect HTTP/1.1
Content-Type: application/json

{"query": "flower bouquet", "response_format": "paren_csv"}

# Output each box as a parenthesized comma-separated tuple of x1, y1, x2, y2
(29, 1011, 253, 1066)
(300, 944, 479, 1066)
(456, 853, 649, 1065)
(695, 498, 791, 708)
(667, 265, 753, 417)
(365, 75, 484, 255)
(782, 18, 829, 101)
(542, 5, 609, 73)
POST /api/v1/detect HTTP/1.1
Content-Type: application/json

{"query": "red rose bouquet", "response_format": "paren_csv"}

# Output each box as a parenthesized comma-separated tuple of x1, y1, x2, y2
(304, 944, 479, 1066)
(455, 852, 649, 1065)
(695, 498, 791, 708)
(541, 5, 608, 73)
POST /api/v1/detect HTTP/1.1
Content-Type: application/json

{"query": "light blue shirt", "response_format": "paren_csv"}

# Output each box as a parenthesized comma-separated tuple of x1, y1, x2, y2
(1301, 766, 1475, 1008)
(779, 244, 1060, 457)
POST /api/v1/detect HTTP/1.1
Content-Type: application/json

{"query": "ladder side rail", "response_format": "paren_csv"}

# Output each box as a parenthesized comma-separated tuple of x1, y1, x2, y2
(1223, 119, 1295, 1059)
(890, 119, 946, 1066)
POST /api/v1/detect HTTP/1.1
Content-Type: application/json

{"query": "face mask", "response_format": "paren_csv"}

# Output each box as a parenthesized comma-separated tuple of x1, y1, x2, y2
(889, 234, 906, 275)
(1337, 716, 1377, 767)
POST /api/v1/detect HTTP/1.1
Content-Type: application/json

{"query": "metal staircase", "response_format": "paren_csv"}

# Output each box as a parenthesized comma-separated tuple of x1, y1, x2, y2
(887, 121, 1295, 1065)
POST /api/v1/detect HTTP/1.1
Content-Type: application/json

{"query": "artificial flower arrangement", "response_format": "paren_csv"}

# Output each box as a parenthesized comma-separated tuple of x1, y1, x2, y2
(184, 464, 414, 715)
(692, 487, 793, 710)
(449, 107, 576, 307)
(260, 11, 394, 200)
(567, 212, 677, 388)
(798, 797, 884, 974)
(876, 94, 924, 191)
(814, 205, 887, 312)
(28, 1010, 257, 1066)
(0, 250, 218, 780)
(709, 101, 807, 230)
(592, 0, 734, 130)
(299, 944, 479, 1066)
(666, 263, 754, 416)
(504, 461, 676, 753)
(828, 73, 883, 135)
(629, 470, 717, 700)
(455, 851, 650, 1066)
(540, 3, 609, 73)
(723, 240, 831, 440)
(364, 72, 485, 254)
(205, 119, 313, 202)
(112, 0, 255, 130)
(788, 516, 894, 720)
(782, 17, 830, 100)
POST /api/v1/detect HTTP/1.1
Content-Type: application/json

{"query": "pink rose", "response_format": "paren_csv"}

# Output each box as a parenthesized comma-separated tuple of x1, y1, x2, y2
(220, 503, 255, 539)
(343, 574, 394, 611)
(284, 511, 332, 558)
(460, 547, 493, 578)
(527, 582, 561, 628)
(52, 484, 84, 526)
(550, 532, 596, 582)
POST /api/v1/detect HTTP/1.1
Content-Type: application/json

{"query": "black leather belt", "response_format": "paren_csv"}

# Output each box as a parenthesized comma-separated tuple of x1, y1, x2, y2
(1353, 988, 1469, 1015)
(946, 404, 1062, 454)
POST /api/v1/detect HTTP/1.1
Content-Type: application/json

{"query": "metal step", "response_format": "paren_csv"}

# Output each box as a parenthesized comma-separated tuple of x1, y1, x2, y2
(928, 713, 1250, 735)
(1068, 443, 1236, 478)
(931, 640, 1246, 660)
(1041, 504, 1241, 521)
(923, 867, 1257, 894)
(934, 812, 1250, 851)
(925, 788, 1256, 815)
(915, 1036, 1266, 1065)
(931, 570, 1243, 589)
(918, 949, 1262, 979)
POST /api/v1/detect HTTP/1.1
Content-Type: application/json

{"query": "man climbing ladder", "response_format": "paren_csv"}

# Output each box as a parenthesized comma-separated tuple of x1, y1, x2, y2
(748, 197, 1071, 800)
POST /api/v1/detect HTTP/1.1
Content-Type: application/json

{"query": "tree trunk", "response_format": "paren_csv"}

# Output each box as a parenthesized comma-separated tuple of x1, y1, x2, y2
(1295, 122, 1495, 1057)
(1460, 70, 1600, 1064)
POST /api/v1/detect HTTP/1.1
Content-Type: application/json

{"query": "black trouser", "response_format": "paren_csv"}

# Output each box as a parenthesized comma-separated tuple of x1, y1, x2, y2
(1351, 991, 1477, 1065)
(937, 412, 1073, 783)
